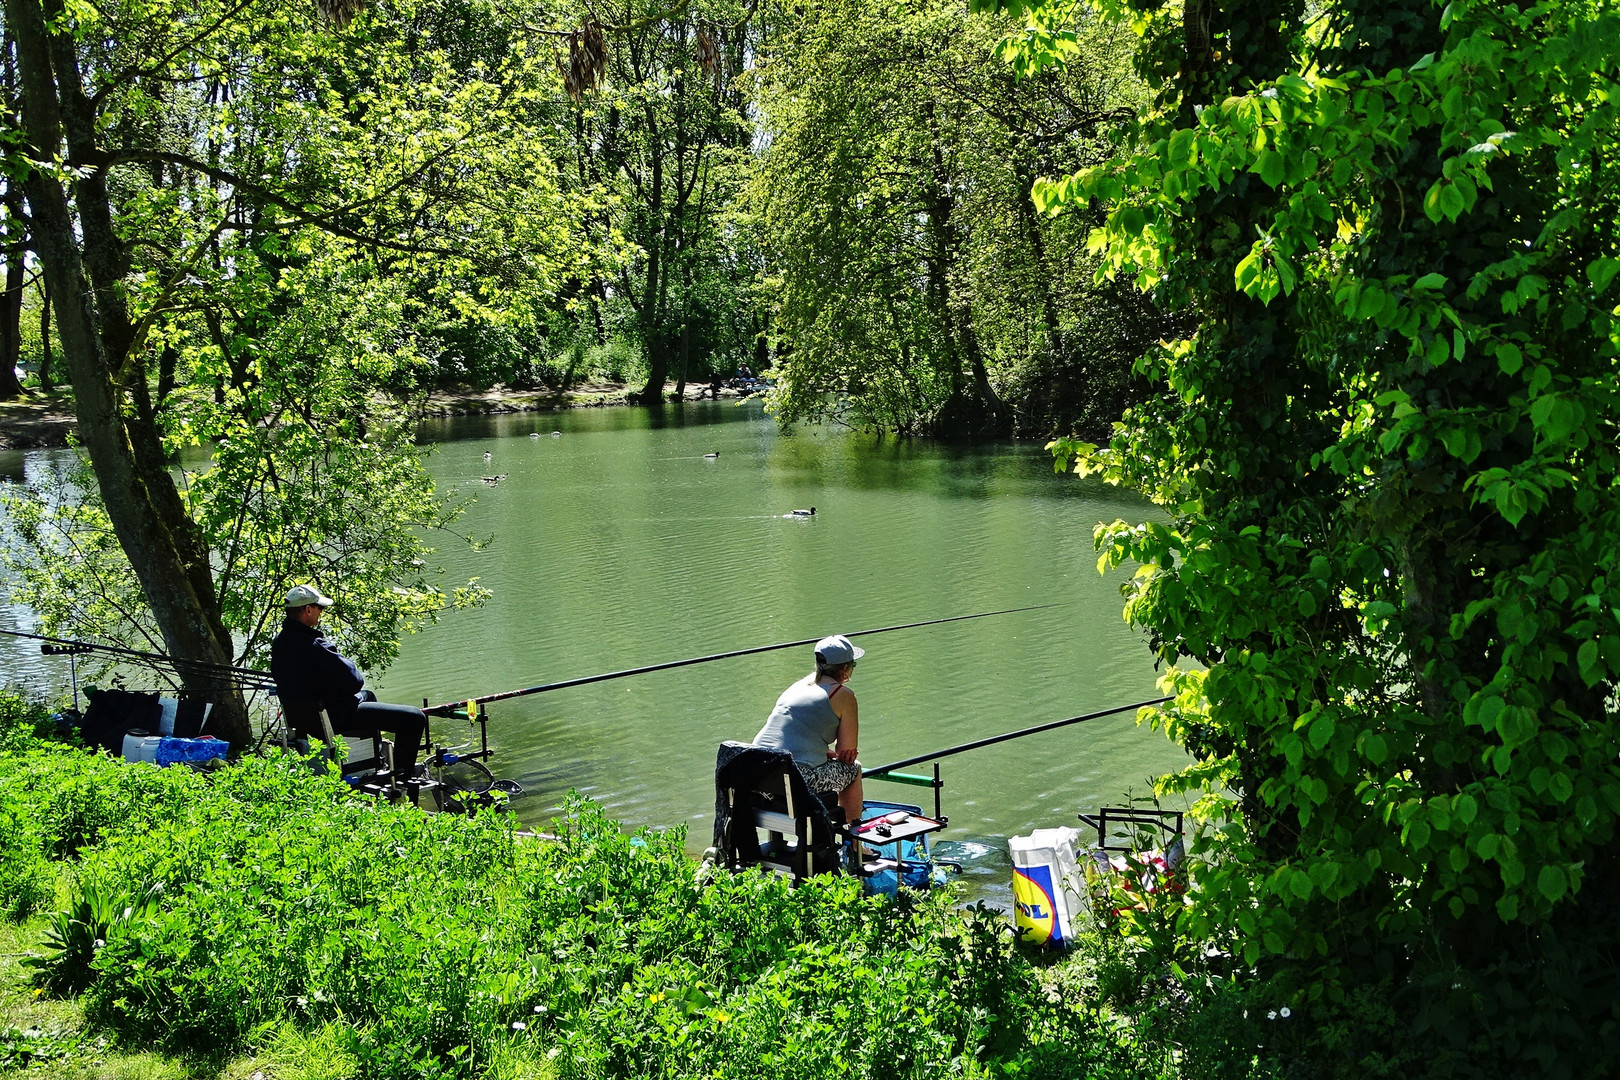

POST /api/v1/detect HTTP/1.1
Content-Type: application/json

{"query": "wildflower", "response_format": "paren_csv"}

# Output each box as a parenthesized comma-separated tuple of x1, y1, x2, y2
(1280, 1007, 1292, 1018)
(1267, 1011, 1277, 1020)
(713, 1010, 732, 1023)
(648, 992, 665, 1004)
(512, 1021, 527, 1031)
(533, 1004, 546, 1013)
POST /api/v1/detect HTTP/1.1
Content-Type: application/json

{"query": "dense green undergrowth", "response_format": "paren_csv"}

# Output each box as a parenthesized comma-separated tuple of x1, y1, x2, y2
(0, 690, 1155, 1079)
(0, 688, 1432, 1079)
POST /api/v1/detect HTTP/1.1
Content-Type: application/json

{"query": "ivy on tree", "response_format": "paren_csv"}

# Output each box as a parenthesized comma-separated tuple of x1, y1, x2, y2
(1001, 0, 1620, 1064)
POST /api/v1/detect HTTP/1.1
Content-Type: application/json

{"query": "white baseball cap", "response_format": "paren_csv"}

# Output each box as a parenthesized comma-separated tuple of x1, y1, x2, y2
(814, 634, 864, 666)
(285, 584, 334, 608)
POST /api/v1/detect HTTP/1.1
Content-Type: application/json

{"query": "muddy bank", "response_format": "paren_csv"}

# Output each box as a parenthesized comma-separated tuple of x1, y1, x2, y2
(415, 380, 752, 419)
(0, 398, 76, 450)
(0, 382, 757, 451)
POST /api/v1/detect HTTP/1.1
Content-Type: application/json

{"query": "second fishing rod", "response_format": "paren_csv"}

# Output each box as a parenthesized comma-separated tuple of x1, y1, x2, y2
(424, 604, 1055, 716)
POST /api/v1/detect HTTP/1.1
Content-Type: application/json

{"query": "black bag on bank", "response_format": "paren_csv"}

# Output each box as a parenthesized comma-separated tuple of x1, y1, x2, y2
(78, 689, 161, 753)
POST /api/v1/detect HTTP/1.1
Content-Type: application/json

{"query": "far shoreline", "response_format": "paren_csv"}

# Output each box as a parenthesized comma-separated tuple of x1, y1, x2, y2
(0, 380, 759, 451)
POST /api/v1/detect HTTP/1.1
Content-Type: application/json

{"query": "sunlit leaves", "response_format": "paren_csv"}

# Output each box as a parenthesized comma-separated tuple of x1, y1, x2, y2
(1009, 0, 1620, 1013)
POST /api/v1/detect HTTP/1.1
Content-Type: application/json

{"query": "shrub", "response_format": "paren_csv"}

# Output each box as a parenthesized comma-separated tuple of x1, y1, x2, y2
(2, 740, 1151, 1078)
(0, 689, 64, 919)
(0, 686, 54, 753)
(0, 790, 52, 921)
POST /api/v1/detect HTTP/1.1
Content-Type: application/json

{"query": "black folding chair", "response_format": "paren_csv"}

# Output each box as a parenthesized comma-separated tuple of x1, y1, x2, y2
(714, 742, 846, 885)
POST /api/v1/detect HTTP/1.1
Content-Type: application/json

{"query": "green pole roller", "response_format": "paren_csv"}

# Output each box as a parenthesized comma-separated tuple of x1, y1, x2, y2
(868, 771, 936, 788)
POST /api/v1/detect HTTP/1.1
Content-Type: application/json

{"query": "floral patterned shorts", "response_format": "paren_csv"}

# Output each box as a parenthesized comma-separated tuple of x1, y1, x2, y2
(796, 758, 861, 794)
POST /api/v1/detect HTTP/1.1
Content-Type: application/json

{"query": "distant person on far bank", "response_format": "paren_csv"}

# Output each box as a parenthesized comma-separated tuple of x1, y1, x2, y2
(270, 584, 426, 784)
(752, 634, 865, 823)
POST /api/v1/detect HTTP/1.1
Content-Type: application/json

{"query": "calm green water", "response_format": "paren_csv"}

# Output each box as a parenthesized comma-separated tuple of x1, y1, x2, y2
(375, 402, 1187, 893)
(1, 403, 1186, 897)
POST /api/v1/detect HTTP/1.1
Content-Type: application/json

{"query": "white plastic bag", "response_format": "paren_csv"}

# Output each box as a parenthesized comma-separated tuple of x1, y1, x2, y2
(1008, 826, 1085, 948)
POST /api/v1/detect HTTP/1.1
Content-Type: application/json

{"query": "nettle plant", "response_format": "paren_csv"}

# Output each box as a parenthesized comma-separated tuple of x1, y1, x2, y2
(993, 0, 1620, 1056)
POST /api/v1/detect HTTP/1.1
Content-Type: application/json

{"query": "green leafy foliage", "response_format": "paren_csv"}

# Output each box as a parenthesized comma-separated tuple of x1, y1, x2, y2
(0, 690, 58, 919)
(1006, 0, 1620, 1070)
(745, 0, 1161, 437)
(0, 0, 554, 677)
(0, 738, 1149, 1078)
(0, 1025, 85, 1071)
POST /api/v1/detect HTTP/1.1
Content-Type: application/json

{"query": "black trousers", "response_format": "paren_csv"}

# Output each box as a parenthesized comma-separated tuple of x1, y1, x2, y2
(339, 700, 427, 780)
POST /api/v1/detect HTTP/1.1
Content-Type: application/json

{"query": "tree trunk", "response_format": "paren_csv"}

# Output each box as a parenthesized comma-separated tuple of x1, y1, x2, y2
(6, 0, 249, 748)
(0, 43, 22, 401)
(673, 265, 691, 399)
(36, 275, 52, 391)
(753, 310, 769, 372)
(0, 223, 24, 400)
(674, 320, 688, 399)
(632, 240, 667, 402)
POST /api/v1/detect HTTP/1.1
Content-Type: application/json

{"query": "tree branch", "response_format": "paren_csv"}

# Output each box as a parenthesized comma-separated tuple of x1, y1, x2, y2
(108, 148, 466, 256)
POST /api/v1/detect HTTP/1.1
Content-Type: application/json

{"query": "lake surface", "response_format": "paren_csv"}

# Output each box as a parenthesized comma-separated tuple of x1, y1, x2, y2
(380, 402, 1188, 896)
(1, 402, 1187, 900)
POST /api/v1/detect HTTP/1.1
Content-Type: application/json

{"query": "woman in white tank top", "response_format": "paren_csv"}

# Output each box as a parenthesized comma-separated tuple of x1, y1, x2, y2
(752, 634, 866, 824)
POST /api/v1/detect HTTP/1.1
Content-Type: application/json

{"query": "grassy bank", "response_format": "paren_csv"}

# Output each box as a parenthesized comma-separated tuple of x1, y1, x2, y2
(0, 691, 1189, 1080)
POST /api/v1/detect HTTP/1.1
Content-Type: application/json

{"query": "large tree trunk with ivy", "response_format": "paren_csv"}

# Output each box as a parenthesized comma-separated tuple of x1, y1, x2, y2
(5, 0, 248, 746)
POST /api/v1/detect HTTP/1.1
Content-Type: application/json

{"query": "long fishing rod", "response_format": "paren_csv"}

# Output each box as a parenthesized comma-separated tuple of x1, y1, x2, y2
(0, 627, 274, 687)
(425, 604, 1055, 716)
(862, 694, 1172, 778)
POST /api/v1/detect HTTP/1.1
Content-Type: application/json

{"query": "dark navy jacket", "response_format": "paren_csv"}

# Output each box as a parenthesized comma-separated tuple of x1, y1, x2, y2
(270, 617, 365, 727)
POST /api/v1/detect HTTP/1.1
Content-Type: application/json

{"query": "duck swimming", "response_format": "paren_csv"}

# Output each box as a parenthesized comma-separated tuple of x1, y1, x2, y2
(480, 474, 507, 485)
(787, 507, 816, 517)
(703, 452, 719, 459)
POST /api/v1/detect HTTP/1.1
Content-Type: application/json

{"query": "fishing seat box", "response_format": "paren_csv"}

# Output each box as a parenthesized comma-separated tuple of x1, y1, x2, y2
(279, 698, 392, 778)
(713, 742, 845, 884)
(80, 689, 161, 754)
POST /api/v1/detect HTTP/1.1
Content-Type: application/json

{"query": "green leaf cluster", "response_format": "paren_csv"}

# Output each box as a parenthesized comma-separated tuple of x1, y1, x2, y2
(745, 0, 1158, 437)
(1018, 0, 1620, 1065)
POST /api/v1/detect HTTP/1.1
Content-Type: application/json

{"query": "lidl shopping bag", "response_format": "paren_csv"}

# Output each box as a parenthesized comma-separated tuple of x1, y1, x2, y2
(1008, 827, 1084, 948)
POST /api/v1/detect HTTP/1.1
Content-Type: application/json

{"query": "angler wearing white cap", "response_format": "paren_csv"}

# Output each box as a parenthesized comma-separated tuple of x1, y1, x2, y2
(752, 634, 866, 823)
(270, 584, 427, 786)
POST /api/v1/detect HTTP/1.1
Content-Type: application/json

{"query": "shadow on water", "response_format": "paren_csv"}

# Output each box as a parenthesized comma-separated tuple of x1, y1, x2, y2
(414, 400, 760, 445)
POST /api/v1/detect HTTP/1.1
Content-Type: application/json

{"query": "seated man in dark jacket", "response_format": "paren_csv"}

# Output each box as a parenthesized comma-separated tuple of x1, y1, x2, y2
(270, 584, 426, 783)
